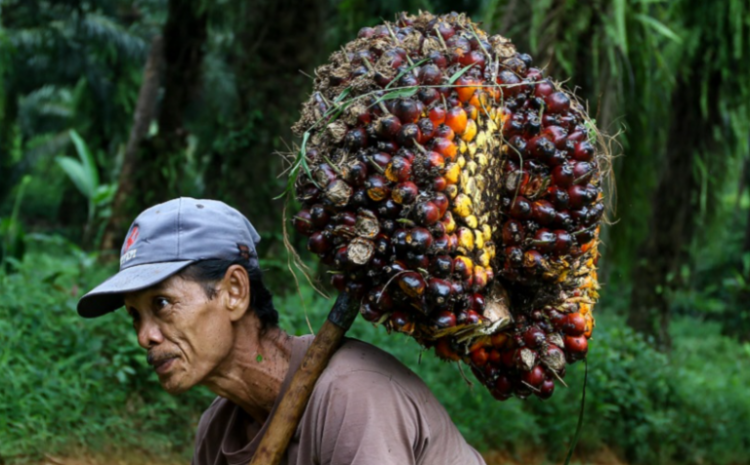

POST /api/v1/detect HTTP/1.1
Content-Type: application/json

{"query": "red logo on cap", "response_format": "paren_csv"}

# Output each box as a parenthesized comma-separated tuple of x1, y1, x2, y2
(124, 226, 139, 252)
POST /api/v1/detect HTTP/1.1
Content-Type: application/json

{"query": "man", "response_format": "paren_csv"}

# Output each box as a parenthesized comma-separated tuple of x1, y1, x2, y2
(78, 197, 485, 465)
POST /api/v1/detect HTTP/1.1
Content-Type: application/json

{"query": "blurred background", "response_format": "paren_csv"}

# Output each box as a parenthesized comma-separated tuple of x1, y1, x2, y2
(1, 0, 748, 464)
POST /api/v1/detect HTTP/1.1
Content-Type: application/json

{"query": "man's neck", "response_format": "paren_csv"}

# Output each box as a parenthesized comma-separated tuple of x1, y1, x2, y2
(201, 323, 294, 424)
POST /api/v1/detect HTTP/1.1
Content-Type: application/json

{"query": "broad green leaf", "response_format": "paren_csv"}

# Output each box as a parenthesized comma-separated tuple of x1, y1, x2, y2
(614, 0, 628, 55)
(56, 156, 94, 199)
(634, 13, 683, 43)
(69, 129, 99, 189)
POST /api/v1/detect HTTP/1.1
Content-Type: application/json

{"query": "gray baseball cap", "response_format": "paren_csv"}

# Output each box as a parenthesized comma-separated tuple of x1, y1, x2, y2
(77, 197, 261, 318)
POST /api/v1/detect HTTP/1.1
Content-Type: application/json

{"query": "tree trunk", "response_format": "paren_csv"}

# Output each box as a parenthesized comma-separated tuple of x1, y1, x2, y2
(135, 0, 207, 206)
(627, 68, 719, 349)
(100, 36, 164, 252)
(103, 0, 207, 251)
(203, 0, 325, 238)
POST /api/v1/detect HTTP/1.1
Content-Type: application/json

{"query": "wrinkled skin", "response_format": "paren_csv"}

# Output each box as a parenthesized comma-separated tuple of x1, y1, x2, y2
(124, 272, 241, 394)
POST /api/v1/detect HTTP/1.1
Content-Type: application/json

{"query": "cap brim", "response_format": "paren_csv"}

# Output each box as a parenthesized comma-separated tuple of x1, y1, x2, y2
(77, 260, 195, 318)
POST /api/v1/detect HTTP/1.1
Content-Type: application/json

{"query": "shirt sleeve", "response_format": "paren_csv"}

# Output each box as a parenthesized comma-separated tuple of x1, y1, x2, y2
(309, 369, 427, 465)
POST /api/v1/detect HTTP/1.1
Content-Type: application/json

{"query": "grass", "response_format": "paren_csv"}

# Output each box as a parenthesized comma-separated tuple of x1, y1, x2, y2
(1, 238, 749, 464)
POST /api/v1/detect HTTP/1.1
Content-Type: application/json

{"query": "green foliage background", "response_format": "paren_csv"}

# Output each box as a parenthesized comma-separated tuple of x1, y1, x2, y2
(1, 0, 750, 464)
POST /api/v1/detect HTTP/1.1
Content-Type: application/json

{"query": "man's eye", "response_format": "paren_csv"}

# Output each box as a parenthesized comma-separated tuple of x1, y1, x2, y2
(154, 297, 169, 310)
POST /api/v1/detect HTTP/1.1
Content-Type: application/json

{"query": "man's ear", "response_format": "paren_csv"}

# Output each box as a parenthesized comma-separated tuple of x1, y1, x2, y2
(221, 264, 251, 322)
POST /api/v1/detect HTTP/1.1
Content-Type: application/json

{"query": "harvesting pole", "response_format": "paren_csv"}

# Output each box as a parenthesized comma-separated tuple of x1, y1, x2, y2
(249, 292, 359, 465)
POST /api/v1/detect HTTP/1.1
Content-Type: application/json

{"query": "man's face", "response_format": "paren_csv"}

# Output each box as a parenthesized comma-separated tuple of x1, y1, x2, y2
(124, 274, 235, 394)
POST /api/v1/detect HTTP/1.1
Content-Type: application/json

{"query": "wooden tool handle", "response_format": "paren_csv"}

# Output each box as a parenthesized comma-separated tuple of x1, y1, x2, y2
(249, 292, 359, 465)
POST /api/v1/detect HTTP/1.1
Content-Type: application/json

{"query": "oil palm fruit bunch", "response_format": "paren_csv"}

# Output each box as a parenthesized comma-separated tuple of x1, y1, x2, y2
(290, 11, 606, 400)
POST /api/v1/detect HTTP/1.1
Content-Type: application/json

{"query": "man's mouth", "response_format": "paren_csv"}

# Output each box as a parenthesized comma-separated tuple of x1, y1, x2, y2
(148, 354, 179, 375)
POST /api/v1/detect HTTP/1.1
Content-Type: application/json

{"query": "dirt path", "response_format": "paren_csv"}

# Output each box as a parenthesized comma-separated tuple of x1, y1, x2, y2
(21, 447, 627, 465)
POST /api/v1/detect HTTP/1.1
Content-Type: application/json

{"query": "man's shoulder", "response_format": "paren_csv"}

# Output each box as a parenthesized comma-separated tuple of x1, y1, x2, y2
(315, 337, 431, 399)
(195, 395, 234, 443)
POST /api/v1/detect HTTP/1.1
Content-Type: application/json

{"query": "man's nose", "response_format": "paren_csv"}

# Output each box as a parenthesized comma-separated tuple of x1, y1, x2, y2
(137, 318, 165, 349)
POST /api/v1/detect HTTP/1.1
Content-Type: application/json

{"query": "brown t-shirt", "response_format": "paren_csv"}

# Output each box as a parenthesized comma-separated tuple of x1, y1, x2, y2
(191, 335, 485, 465)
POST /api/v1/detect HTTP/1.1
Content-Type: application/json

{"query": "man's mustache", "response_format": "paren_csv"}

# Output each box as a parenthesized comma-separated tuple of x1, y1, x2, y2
(147, 351, 179, 366)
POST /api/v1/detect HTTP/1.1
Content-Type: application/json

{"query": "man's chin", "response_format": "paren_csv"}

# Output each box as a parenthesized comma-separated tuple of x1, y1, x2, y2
(157, 370, 195, 395)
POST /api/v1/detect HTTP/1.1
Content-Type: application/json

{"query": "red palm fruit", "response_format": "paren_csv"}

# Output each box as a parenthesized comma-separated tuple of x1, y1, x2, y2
(470, 347, 489, 367)
(392, 229, 409, 254)
(450, 280, 465, 297)
(552, 164, 575, 187)
(431, 255, 454, 277)
(385, 156, 413, 182)
(455, 76, 478, 102)
(371, 152, 392, 168)
(398, 271, 426, 298)
(548, 185, 570, 209)
(446, 233, 458, 254)
(377, 198, 402, 219)
(534, 80, 554, 98)
(473, 266, 488, 290)
(360, 302, 386, 322)
(458, 309, 481, 325)
(427, 277, 452, 308)
(445, 107, 468, 134)
(309, 204, 330, 228)
(395, 99, 421, 124)
(562, 312, 586, 336)
(392, 181, 419, 204)
(536, 379, 555, 399)
(307, 231, 331, 254)
(333, 246, 350, 269)
(419, 64, 442, 85)
(488, 349, 502, 364)
(367, 286, 394, 311)
(431, 192, 449, 217)
(330, 273, 347, 292)
(494, 375, 513, 397)
(346, 161, 368, 186)
(497, 70, 522, 97)
(505, 246, 524, 267)
(553, 230, 572, 255)
(432, 233, 449, 253)
(522, 366, 545, 388)
(510, 196, 533, 220)
(427, 49, 448, 69)
(433, 176, 448, 191)
(417, 118, 435, 143)
(500, 349, 517, 367)
(573, 140, 595, 161)
(523, 250, 544, 274)
(406, 253, 430, 270)
(433, 310, 457, 329)
(390, 310, 412, 329)
(545, 92, 571, 114)
(406, 227, 433, 254)
(564, 335, 588, 361)
(293, 210, 314, 236)
(414, 201, 441, 226)
(502, 220, 525, 245)
(572, 161, 595, 185)
(523, 326, 546, 349)
(432, 137, 457, 160)
(365, 174, 390, 202)
(418, 87, 440, 106)
(377, 115, 402, 139)
(314, 163, 338, 187)
(532, 229, 556, 254)
(542, 125, 568, 148)
(397, 123, 421, 147)
(470, 293, 486, 311)
(344, 128, 368, 150)
(429, 105, 446, 125)
(424, 151, 445, 171)
(532, 200, 556, 226)
(547, 149, 567, 167)
(568, 184, 594, 209)
(435, 337, 460, 361)
(454, 256, 474, 281)
(491, 332, 508, 348)
(554, 210, 572, 229)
